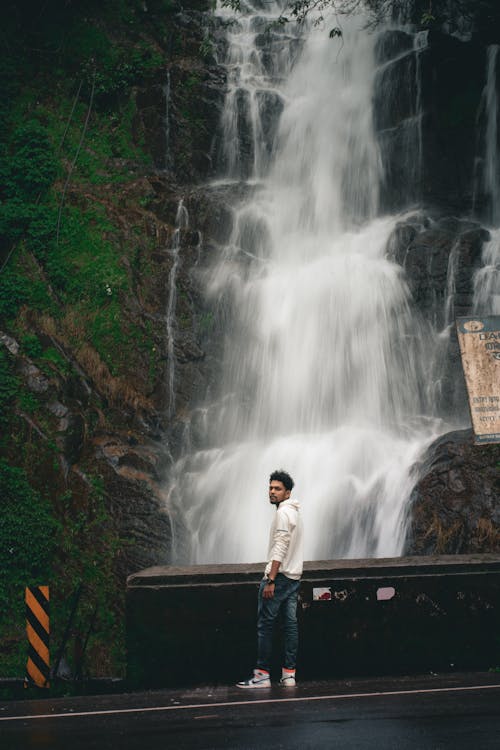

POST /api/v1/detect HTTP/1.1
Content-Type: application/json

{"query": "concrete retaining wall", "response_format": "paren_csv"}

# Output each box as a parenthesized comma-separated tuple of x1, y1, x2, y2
(126, 555, 500, 688)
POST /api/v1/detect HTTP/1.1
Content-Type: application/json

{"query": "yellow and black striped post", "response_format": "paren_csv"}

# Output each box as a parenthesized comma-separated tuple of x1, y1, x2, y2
(24, 586, 50, 689)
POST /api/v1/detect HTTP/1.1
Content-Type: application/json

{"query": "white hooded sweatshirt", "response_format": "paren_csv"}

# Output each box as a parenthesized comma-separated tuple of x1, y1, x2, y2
(264, 498, 303, 581)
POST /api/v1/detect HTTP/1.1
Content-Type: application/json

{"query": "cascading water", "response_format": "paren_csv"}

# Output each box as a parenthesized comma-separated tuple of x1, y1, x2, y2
(483, 45, 500, 226)
(472, 45, 500, 315)
(474, 229, 500, 315)
(167, 4, 445, 565)
(166, 200, 189, 417)
(413, 30, 429, 190)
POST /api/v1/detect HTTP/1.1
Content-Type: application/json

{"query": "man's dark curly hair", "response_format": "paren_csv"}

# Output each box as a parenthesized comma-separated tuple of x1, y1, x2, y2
(269, 469, 294, 492)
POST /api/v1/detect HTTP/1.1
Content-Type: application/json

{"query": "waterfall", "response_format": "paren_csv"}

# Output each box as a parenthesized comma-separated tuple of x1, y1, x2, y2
(484, 45, 500, 225)
(444, 239, 460, 329)
(167, 4, 443, 565)
(473, 46, 500, 316)
(473, 44, 500, 223)
(474, 229, 500, 315)
(166, 200, 189, 417)
(413, 29, 428, 191)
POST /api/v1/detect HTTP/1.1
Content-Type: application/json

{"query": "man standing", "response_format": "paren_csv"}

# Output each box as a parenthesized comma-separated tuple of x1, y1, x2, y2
(237, 469, 303, 688)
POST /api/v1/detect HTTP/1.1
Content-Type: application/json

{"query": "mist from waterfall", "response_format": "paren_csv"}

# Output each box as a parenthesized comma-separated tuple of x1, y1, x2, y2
(167, 4, 446, 565)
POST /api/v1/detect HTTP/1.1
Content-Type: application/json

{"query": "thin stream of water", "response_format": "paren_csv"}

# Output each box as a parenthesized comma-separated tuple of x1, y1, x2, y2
(166, 200, 189, 418)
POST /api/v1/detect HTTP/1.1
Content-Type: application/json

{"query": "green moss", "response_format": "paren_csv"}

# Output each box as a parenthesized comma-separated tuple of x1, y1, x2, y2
(41, 347, 71, 376)
(47, 204, 128, 303)
(0, 460, 57, 675)
(0, 267, 30, 321)
(91, 300, 128, 374)
(0, 0, 207, 680)
(50, 474, 125, 679)
(198, 311, 214, 335)
(17, 391, 41, 415)
(21, 333, 43, 359)
(0, 456, 125, 678)
(0, 350, 19, 422)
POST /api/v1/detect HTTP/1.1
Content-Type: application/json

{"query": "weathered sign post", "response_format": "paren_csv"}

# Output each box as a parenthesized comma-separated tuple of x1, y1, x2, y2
(456, 315, 500, 444)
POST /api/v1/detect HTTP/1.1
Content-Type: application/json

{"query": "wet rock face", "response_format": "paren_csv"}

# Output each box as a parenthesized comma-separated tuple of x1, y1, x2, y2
(0, 5, 228, 582)
(386, 214, 491, 420)
(134, 10, 226, 184)
(375, 29, 414, 65)
(375, 28, 488, 214)
(419, 31, 486, 214)
(406, 429, 500, 555)
(388, 217, 489, 328)
(94, 435, 172, 574)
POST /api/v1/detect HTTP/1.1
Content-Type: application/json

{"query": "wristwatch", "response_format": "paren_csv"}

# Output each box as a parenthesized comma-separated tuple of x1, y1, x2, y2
(265, 577, 275, 585)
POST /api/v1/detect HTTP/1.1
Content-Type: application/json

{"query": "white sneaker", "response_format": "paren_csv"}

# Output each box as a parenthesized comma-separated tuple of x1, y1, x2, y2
(236, 669, 271, 688)
(280, 669, 296, 687)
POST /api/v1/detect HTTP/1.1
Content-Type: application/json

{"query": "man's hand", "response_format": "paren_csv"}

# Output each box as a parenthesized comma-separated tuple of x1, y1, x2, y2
(263, 582, 275, 599)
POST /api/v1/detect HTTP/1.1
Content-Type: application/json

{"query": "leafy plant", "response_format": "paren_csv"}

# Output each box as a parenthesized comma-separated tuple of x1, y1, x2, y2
(21, 333, 43, 359)
(0, 460, 57, 673)
(0, 349, 19, 418)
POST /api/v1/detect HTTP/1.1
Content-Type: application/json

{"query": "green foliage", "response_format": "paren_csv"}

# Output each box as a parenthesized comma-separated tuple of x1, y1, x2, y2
(0, 120, 59, 268)
(0, 0, 180, 681)
(45, 205, 127, 304)
(222, 0, 500, 39)
(0, 267, 30, 321)
(91, 299, 128, 373)
(0, 349, 19, 419)
(24, 204, 58, 261)
(4, 121, 59, 199)
(17, 390, 40, 414)
(0, 456, 125, 677)
(0, 461, 56, 593)
(21, 333, 43, 359)
(0, 460, 57, 671)
(199, 33, 216, 61)
(41, 347, 71, 375)
(80, 42, 164, 101)
(421, 12, 436, 26)
(51, 474, 125, 678)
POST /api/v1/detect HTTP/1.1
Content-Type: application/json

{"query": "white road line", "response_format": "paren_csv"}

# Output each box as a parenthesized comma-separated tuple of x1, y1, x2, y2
(1, 683, 499, 722)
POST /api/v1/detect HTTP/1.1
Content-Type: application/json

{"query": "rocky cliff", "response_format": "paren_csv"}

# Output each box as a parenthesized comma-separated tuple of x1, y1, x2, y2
(0, 0, 226, 678)
(1, 0, 499, 678)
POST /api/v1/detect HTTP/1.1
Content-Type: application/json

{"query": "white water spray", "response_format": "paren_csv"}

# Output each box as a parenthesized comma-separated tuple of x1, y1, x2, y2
(167, 5, 444, 565)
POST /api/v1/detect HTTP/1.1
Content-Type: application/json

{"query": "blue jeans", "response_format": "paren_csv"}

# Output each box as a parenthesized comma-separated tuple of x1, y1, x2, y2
(256, 573, 300, 674)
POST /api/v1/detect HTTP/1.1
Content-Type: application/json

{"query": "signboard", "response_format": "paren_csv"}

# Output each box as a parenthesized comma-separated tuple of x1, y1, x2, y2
(456, 315, 500, 444)
(313, 587, 331, 601)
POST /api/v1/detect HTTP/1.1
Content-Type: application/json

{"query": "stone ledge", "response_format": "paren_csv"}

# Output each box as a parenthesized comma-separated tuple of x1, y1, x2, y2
(127, 553, 500, 587)
(127, 555, 500, 688)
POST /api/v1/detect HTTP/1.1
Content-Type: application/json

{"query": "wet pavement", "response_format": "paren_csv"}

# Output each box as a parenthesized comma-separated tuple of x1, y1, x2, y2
(1, 671, 500, 749)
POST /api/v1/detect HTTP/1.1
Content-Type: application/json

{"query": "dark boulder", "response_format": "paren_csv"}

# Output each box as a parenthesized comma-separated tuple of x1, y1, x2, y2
(406, 429, 500, 555)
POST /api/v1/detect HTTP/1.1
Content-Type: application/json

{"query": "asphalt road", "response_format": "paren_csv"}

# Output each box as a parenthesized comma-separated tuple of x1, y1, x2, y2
(1, 672, 500, 749)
